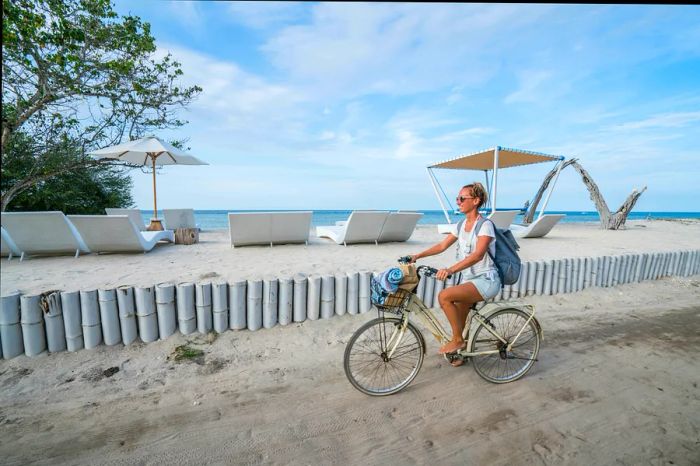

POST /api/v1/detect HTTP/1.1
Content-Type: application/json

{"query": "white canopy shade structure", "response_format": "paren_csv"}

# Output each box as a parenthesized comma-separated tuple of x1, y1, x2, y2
(427, 146, 565, 224)
(88, 136, 208, 231)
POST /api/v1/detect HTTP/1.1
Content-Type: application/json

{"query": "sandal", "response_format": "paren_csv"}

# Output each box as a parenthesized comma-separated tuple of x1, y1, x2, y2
(450, 359, 465, 367)
(438, 340, 467, 354)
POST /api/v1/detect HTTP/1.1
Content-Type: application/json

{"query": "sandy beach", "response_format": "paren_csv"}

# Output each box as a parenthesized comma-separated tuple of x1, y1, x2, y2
(0, 275, 698, 465)
(2, 219, 700, 295)
(0, 219, 699, 464)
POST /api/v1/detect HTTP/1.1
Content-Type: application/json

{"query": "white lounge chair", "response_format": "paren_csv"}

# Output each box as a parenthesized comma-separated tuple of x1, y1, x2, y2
(377, 212, 423, 243)
(0, 211, 90, 260)
(228, 211, 312, 247)
(163, 208, 199, 230)
(105, 208, 147, 231)
(68, 215, 174, 253)
(316, 211, 390, 246)
(509, 214, 565, 238)
(1, 226, 21, 260)
(437, 210, 521, 235)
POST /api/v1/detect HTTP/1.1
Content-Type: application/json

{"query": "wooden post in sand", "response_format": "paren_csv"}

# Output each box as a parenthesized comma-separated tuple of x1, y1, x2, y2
(195, 283, 213, 334)
(278, 277, 293, 325)
(359, 271, 372, 313)
(21, 294, 46, 356)
(307, 275, 321, 320)
(633, 254, 644, 282)
(433, 278, 444, 307)
(60, 291, 83, 352)
(263, 277, 278, 328)
(42, 291, 66, 353)
(334, 274, 348, 316)
(423, 276, 435, 308)
(155, 283, 177, 339)
(80, 290, 102, 349)
(176, 283, 196, 335)
(549, 259, 559, 294)
(576, 258, 585, 291)
(212, 282, 229, 333)
(134, 286, 159, 343)
(534, 261, 545, 295)
(292, 274, 308, 322)
(517, 262, 528, 297)
(116, 287, 138, 344)
(320, 275, 335, 319)
(98, 289, 121, 346)
(527, 261, 537, 296)
(642, 253, 652, 281)
(346, 272, 359, 315)
(246, 279, 263, 331)
(229, 280, 247, 330)
(1, 292, 23, 359)
(416, 275, 426, 302)
(543, 260, 554, 295)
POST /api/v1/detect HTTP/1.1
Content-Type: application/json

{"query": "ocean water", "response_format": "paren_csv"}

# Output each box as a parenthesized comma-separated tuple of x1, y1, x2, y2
(141, 210, 700, 230)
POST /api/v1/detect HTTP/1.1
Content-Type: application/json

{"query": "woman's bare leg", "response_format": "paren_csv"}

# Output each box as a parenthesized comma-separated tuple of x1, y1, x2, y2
(437, 282, 484, 353)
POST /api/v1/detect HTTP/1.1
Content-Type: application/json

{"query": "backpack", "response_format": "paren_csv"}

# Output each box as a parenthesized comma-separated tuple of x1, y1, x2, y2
(456, 217, 522, 285)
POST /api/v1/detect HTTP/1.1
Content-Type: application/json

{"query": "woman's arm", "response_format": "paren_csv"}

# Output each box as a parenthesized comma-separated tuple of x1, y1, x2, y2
(409, 234, 457, 263)
(436, 235, 493, 280)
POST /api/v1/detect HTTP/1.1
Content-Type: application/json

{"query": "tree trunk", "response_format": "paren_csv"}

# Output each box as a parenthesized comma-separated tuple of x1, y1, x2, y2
(524, 158, 647, 230)
(523, 158, 578, 224)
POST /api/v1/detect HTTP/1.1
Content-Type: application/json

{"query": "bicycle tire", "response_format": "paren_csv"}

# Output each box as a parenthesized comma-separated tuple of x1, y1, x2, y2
(470, 308, 540, 384)
(344, 316, 425, 396)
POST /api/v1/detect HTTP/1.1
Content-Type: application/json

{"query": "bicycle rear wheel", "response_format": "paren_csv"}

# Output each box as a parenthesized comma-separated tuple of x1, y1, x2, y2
(344, 316, 425, 396)
(470, 308, 540, 384)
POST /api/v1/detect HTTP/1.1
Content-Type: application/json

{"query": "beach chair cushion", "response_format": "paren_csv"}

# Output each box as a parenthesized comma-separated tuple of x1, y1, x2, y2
(228, 212, 312, 247)
(163, 209, 198, 230)
(68, 215, 174, 253)
(377, 212, 423, 243)
(316, 211, 390, 245)
(0, 211, 90, 257)
(105, 208, 147, 231)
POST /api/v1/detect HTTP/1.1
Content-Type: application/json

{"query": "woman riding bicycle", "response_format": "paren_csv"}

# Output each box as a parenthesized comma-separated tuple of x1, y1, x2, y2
(408, 182, 501, 355)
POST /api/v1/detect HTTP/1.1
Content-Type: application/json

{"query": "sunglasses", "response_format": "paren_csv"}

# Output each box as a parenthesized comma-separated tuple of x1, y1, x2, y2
(456, 196, 476, 203)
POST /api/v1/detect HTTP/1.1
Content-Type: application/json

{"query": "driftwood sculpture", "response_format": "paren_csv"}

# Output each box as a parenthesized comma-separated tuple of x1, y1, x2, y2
(523, 158, 647, 230)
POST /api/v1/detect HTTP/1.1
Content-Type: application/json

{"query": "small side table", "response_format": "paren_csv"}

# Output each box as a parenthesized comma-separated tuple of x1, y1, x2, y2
(174, 228, 199, 245)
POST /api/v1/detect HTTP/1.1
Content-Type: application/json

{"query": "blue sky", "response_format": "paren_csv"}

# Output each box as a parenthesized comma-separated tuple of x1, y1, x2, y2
(112, 2, 700, 212)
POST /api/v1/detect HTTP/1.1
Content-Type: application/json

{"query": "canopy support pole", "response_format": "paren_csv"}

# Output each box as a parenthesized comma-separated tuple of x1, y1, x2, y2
(146, 152, 165, 231)
(427, 168, 451, 224)
(483, 170, 491, 211)
(491, 146, 500, 214)
(538, 157, 565, 220)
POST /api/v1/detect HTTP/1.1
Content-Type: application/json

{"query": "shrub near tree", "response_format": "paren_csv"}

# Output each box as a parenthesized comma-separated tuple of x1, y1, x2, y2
(1, 0, 202, 212)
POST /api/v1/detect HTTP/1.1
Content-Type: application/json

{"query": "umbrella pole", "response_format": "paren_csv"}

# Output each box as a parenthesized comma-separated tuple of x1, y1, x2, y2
(147, 153, 164, 231)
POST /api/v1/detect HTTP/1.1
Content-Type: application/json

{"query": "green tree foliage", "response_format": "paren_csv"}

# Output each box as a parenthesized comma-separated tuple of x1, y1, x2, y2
(1, 0, 202, 210)
(2, 130, 133, 213)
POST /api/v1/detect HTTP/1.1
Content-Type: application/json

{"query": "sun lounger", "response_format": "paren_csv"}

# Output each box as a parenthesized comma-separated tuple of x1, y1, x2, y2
(228, 211, 312, 247)
(509, 214, 565, 238)
(438, 210, 521, 235)
(68, 215, 174, 253)
(1, 226, 21, 259)
(163, 208, 200, 230)
(377, 212, 423, 243)
(105, 208, 147, 231)
(316, 211, 390, 246)
(0, 211, 90, 260)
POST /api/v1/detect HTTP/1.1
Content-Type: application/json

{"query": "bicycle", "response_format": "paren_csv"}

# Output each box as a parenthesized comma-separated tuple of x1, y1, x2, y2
(343, 257, 543, 396)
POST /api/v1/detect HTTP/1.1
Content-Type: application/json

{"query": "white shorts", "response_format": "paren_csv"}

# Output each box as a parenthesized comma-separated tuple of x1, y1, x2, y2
(460, 271, 501, 300)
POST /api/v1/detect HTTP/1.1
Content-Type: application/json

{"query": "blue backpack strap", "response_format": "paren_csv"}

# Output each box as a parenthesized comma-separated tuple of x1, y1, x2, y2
(475, 217, 497, 263)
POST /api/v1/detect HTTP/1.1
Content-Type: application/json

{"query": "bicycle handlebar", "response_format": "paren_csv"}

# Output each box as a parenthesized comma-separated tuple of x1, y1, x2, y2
(397, 256, 451, 279)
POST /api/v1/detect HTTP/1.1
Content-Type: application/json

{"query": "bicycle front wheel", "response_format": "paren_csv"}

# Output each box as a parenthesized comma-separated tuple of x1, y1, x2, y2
(344, 316, 425, 396)
(470, 308, 540, 384)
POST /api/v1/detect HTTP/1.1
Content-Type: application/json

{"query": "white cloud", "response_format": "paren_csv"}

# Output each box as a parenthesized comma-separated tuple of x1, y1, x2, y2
(226, 2, 306, 30)
(610, 111, 700, 131)
(504, 70, 553, 104)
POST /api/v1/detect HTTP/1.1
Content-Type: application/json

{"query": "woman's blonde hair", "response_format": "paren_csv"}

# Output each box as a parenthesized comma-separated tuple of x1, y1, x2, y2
(462, 182, 488, 208)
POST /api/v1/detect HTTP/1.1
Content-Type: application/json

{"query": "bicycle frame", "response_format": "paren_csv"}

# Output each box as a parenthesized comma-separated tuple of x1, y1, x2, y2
(384, 292, 539, 359)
